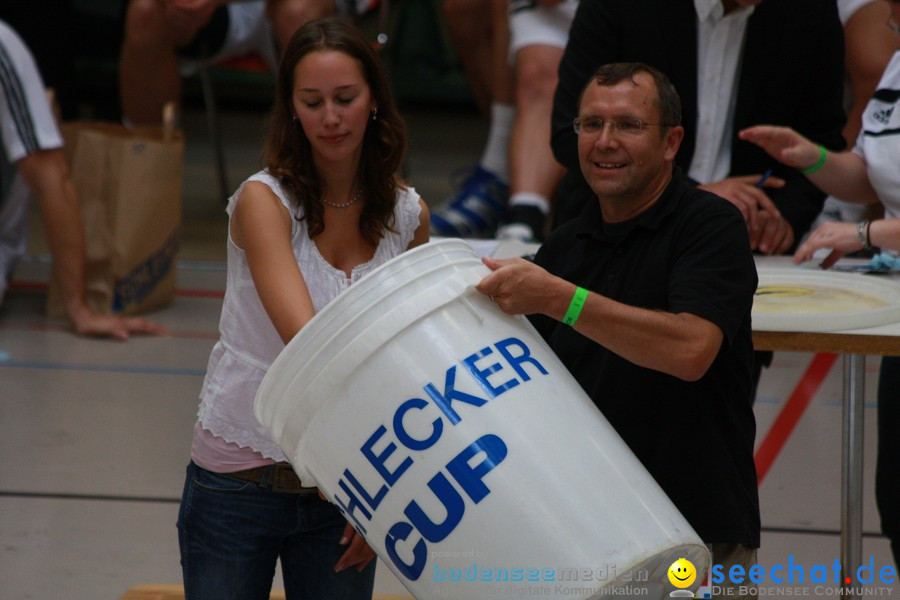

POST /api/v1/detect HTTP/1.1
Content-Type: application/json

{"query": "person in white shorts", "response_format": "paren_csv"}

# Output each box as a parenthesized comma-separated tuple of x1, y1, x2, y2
(430, 0, 578, 241)
(501, 0, 578, 241)
(119, 0, 379, 126)
(0, 18, 164, 338)
(429, 0, 515, 240)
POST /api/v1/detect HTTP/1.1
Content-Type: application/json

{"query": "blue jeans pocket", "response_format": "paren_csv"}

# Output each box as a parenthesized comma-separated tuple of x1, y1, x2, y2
(191, 466, 256, 493)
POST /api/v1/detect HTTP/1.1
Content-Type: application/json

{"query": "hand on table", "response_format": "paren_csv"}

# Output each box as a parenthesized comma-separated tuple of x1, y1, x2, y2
(792, 221, 860, 268)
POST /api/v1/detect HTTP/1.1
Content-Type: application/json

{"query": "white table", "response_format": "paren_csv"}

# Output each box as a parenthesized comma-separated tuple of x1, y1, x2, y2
(754, 257, 900, 599)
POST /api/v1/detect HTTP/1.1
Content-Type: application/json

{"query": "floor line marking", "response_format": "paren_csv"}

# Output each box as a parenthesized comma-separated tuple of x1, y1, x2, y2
(0, 490, 179, 504)
(0, 359, 206, 377)
(0, 322, 219, 340)
(7, 279, 225, 298)
(754, 352, 839, 485)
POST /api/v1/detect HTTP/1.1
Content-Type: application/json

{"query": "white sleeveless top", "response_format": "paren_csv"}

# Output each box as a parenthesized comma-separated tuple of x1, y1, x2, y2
(195, 171, 422, 462)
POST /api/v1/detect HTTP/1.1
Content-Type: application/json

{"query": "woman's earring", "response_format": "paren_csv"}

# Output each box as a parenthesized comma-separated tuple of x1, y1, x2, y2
(292, 116, 299, 124)
(371, 108, 378, 121)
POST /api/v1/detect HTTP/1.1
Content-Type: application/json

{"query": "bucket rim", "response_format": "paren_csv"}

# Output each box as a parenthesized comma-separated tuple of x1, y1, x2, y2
(254, 238, 483, 427)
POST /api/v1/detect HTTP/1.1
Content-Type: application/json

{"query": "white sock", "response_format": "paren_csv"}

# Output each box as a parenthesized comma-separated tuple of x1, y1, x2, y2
(508, 192, 550, 215)
(479, 103, 514, 183)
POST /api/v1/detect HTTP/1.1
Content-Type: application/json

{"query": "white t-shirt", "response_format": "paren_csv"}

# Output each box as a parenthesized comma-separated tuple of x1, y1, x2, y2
(836, 0, 875, 25)
(816, 0, 883, 224)
(0, 19, 64, 301)
(853, 51, 900, 219)
(0, 20, 63, 164)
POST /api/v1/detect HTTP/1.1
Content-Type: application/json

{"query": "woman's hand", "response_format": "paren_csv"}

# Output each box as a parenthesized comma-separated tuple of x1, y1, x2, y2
(738, 125, 822, 171)
(792, 222, 861, 268)
(334, 522, 376, 573)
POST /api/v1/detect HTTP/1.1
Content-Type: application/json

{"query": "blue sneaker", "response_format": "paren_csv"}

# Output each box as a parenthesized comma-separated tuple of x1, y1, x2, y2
(430, 165, 509, 238)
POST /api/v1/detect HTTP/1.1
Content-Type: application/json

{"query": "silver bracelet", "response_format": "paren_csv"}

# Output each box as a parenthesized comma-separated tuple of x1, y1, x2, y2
(857, 220, 873, 251)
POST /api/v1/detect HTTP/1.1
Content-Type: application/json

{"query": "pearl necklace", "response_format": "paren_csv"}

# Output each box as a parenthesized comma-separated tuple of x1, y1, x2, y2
(323, 189, 362, 209)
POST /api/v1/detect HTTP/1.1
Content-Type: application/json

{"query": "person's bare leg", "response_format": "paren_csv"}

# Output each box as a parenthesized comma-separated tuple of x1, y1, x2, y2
(478, 0, 514, 179)
(266, 0, 335, 53)
(503, 43, 565, 239)
(119, 0, 202, 125)
(489, 0, 514, 107)
(443, 0, 494, 115)
(430, 0, 514, 238)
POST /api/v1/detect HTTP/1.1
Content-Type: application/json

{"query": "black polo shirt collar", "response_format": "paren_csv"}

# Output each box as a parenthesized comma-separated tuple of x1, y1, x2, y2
(573, 170, 682, 244)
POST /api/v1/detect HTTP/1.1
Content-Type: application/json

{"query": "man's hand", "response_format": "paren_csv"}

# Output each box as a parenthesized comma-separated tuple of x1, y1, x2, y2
(698, 174, 794, 254)
(475, 256, 573, 319)
(751, 210, 795, 256)
(698, 174, 784, 234)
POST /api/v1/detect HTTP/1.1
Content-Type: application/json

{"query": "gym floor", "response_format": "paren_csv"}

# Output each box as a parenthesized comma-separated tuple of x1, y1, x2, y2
(1, 101, 896, 599)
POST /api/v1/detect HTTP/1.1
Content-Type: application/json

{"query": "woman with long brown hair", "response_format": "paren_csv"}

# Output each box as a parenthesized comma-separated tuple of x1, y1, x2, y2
(177, 18, 429, 599)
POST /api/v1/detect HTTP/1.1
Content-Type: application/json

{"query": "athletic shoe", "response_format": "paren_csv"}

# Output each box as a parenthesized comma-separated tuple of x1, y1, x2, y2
(496, 204, 546, 243)
(430, 165, 509, 238)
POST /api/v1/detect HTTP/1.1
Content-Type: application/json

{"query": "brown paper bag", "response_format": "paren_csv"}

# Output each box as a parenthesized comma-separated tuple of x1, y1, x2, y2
(47, 108, 183, 316)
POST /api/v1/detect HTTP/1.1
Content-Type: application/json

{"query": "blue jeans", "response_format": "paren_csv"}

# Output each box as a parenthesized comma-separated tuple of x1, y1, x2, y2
(177, 461, 376, 600)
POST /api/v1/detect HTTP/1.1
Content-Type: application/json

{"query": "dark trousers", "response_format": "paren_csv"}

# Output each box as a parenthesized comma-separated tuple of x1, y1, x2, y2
(877, 356, 900, 567)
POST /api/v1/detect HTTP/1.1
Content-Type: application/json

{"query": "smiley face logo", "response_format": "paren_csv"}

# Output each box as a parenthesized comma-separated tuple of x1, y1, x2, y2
(667, 558, 697, 589)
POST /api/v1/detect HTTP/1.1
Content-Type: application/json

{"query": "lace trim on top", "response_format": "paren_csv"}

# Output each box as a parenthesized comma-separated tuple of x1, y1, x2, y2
(194, 171, 422, 463)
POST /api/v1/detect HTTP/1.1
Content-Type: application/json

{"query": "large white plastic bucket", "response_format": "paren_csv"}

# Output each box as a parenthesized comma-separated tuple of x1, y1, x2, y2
(255, 239, 709, 599)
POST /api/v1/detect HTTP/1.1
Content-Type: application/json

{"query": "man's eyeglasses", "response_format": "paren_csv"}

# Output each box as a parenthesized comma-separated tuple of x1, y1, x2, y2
(573, 116, 673, 136)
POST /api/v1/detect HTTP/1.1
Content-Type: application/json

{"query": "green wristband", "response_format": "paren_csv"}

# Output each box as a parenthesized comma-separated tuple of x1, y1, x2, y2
(563, 286, 588, 327)
(801, 144, 827, 174)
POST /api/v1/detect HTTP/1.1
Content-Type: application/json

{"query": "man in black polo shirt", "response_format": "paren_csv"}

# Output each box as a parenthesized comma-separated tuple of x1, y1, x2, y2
(476, 62, 760, 594)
